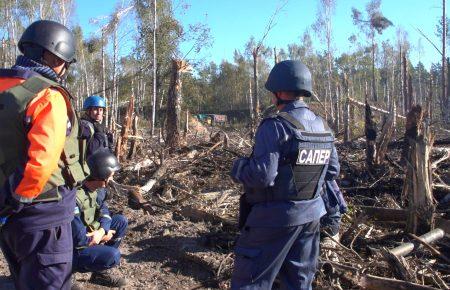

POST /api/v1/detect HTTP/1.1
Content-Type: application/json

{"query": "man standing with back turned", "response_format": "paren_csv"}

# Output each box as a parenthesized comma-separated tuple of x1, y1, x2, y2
(230, 60, 340, 290)
(0, 20, 86, 289)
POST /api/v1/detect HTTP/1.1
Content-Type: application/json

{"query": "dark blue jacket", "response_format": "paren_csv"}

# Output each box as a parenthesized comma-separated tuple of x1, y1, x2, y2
(71, 187, 112, 249)
(79, 117, 113, 158)
(231, 100, 340, 227)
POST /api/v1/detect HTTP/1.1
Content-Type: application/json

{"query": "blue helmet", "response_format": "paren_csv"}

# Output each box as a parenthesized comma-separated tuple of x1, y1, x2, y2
(265, 60, 313, 97)
(83, 95, 106, 110)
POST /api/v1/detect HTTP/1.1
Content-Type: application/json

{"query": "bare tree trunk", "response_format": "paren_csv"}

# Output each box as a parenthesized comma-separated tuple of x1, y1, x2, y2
(402, 53, 410, 112)
(166, 59, 185, 152)
(151, 0, 157, 136)
(251, 48, 260, 119)
(344, 98, 350, 143)
(442, 0, 447, 123)
(403, 106, 435, 234)
(375, 106, 395, 164)
(428, 76, 433, 122)
(273, 47, 278, 64)
(334, 84, 340, 131)
(101, 31, 108, 128)
(365, 101, 377, 169)
(80, 43, 90, 97)
(248, 78, 254, 121)
(400, 47, 405, 114)
(371, 36, 377, 102)
(446, 58, 450, 123)
(111, 24, 118, 128)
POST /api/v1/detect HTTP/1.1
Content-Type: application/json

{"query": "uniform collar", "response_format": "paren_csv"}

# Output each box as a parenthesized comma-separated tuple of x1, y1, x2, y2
(281, 100, 309, 112)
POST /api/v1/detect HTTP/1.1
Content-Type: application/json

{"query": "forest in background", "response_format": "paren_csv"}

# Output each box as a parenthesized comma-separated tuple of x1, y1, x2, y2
(0, 0, 449, 131)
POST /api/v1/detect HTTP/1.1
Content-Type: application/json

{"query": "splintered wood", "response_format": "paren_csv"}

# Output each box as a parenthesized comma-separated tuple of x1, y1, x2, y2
(402, 106, 435, 234)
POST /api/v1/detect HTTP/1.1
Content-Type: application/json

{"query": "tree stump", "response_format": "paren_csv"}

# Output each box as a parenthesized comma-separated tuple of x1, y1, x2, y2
(402, 106, 435, 234)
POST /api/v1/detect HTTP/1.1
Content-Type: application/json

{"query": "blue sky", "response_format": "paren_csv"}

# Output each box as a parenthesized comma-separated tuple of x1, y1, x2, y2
(74, 0, 444, 69)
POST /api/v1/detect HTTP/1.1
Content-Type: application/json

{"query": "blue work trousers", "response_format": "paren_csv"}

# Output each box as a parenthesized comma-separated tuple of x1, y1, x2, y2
(0, 222, 73, 290)
(231, 219, 320, 290)
(73, 214, 127, 273)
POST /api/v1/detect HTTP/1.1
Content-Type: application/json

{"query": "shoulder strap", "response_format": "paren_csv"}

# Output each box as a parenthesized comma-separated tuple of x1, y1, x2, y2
(2, 74, 60, 103)
(276, 111, 305, 130)
(80, 119, 95, 138)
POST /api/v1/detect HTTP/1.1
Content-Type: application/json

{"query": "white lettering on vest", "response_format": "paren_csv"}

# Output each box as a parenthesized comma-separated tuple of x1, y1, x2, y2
(296, 149, 332, 165)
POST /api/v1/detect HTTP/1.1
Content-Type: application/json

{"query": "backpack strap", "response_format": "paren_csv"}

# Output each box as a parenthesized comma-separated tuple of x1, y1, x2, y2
(276, 111, 306, 130)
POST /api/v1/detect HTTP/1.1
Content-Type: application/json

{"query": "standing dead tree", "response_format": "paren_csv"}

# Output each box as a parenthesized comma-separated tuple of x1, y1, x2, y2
(166, 59, 189, 152)
(127, 115, 139, 160)
(364, 99, 397, 169)
(365, 101, 377, 168)
(402, 106, 435, 234)
(115, 94, 135, 161)
(250, 0, 287, 121)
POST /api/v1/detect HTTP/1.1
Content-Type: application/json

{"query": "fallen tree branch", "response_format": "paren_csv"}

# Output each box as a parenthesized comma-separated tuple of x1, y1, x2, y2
(431, 148, 450, 169)
(407, 233, 450, 263)
(389, 229, 445, 257)
(109, 180, 154, 214)
(359, 206, 407, 221)
(359, 274, 438, 290)
(141, 162, 170, 193)
(349, 97, 406, 119)
(323, 231, 363, 261)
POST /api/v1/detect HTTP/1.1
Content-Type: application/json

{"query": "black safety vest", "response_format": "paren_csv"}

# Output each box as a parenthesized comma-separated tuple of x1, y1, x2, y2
(246, 111, 334, 204)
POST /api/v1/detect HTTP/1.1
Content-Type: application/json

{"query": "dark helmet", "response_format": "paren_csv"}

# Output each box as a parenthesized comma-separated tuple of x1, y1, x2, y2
(87, 150, 120, 180)
(265, 60, 312, 97)
(83, 95, 106, 110)
(18, 20, 76, 63)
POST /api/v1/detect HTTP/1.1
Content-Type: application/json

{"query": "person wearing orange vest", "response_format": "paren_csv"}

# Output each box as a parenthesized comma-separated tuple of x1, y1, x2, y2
(0, 20, 86, 290)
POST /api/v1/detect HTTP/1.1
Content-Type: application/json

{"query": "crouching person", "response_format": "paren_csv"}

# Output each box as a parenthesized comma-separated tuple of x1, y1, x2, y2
(72, 150, 128, 288)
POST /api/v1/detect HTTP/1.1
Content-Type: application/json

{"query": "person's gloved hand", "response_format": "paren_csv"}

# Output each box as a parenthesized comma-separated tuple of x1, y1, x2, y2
(87, 228, 106, 246)
(230, 158, 248, 183)
(101, 229, 116, 243)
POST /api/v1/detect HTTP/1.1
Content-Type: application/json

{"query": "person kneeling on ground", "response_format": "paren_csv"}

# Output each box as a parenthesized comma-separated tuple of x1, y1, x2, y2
(71, 149, 128, 288)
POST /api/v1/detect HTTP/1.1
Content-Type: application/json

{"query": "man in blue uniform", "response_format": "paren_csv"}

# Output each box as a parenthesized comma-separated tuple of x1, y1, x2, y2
(79, 95, 114, 157)
(230, 60, 340, 290)
(72, 149, 127, 288)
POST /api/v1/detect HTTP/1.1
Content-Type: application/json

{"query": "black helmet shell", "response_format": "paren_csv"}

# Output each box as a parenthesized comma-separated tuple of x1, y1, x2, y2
(87, 150, 121, 180)
(265, 60, 312, 96)
(19, 20, 76, 63)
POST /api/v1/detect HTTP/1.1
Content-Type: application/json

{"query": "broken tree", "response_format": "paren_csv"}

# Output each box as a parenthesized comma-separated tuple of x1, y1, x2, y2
(115, 93, 135, 161)
(402, 105, 435, 234)
(166, 59, 188, 152)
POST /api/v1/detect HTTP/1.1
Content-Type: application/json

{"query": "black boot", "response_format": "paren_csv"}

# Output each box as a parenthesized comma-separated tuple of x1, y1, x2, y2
(89, 270, 127, 288)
